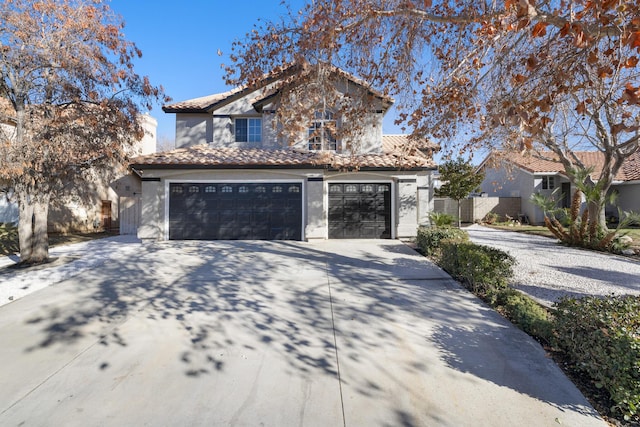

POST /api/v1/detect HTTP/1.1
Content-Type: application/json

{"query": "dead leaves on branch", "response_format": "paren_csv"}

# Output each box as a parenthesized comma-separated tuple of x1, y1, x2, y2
(0, 0, 166, 190)
(227, 0, 640, 147)
(621, 83, 640, 105)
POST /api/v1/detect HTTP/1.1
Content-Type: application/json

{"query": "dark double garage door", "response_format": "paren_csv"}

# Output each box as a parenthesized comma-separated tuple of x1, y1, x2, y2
(169, 182, 302, 240)
(169, 181, 392, 240)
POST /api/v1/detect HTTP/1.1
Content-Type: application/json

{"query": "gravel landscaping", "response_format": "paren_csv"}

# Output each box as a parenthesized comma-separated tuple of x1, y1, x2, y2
(466, 224, 640, 307)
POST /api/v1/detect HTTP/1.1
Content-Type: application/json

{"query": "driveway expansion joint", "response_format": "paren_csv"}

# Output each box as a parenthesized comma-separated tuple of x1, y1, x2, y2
(325, 260, 347, 427)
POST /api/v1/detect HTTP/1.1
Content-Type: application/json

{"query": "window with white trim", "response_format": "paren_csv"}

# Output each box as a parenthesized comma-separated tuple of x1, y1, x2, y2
(235, 118, 262, 144)
(541, 176, 555, 190)
(308, 110, 337, 151)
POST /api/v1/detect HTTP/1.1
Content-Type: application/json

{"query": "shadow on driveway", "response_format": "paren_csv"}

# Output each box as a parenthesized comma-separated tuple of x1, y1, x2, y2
(0, 239, 605, 426)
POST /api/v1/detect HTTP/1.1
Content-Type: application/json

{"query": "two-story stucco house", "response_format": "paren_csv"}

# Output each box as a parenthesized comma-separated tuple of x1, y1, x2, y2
(130, 66, 438, 241)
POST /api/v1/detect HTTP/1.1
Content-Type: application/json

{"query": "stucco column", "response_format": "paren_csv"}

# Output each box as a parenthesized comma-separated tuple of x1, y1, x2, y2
(416, 174, 432, 226)
(396, 177, 418, 238)
(305, 177, 326, 240)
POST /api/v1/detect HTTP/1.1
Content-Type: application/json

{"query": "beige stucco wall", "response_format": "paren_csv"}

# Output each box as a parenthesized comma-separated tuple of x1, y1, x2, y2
(175, 81, 386, 154)
(175, 114, 212, 148)
(480, 162, 574, 225)
(396, 177, 419, 238)
(138, 114, 158, 155)
(138, 180, 164, 240)
(305, 177, 326, 239)
(48, 176, 118, 233)
(612, 182, 640, 217)
(1, 113, 156, 232)
(47, 114, 157, 233)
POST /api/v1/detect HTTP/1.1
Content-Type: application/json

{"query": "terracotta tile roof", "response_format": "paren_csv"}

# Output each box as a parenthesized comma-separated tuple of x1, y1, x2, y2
(131, 144, 436, 170)
(163, 64, 393, 113)
(621, 151, 640, 181)
(382, 134, 439, 153)
(162, 87, 246, 113)
(490, 151, 640, 182)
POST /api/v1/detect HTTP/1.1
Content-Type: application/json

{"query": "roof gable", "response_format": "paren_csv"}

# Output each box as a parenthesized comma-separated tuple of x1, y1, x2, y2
(163, 64, 394, 114)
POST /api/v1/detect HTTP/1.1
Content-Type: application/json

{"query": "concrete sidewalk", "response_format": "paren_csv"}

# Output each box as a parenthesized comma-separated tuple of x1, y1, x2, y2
(0, 239, 605, 426)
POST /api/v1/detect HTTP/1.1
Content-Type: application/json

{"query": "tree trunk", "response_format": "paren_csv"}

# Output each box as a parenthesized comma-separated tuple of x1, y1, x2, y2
(587, 198, 605, 231)
(457, 199, 461, 228)
(17, 190, 50, 264)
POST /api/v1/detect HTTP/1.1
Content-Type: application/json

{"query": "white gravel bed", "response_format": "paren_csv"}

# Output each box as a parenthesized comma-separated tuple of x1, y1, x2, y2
(0, 235, 142, 307)
(465, 224, 640, 307)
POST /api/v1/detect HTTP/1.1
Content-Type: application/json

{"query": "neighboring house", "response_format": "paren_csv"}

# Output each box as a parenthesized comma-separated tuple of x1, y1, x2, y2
(48, 113, 158, 234)
(130, 67, 438, 241)
(0, 101, 19, 225)
(0, 96, 157, 233)
(479, 151, 640, 224)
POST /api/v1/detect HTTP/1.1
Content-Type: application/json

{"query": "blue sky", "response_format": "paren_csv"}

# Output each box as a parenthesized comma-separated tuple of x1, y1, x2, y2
(109, 0, 404, 145)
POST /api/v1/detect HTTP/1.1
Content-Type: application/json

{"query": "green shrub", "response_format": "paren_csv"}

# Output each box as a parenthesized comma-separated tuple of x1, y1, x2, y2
(416, 225, 468, 256)
(553, 295, 640, 421)
(495, 288, 553, 343)
(439, 241, 515, 295)
(0, 222, 19, 256)
(428, 212, 456, 228)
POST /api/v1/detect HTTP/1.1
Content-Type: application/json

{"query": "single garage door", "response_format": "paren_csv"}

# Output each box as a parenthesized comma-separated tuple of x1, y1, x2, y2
(328, 183, 391, 239)
(169, 182, 302, 240)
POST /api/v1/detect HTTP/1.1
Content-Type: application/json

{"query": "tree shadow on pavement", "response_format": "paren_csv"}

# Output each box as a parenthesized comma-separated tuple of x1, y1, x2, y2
(6, 238, 604, 425)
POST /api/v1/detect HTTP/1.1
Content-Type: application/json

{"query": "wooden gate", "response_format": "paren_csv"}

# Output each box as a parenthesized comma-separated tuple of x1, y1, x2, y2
(119, 196, 140, 235)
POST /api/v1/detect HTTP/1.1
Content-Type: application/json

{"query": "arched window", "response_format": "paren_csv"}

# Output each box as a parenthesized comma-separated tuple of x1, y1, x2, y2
(308, 110, 337, 151)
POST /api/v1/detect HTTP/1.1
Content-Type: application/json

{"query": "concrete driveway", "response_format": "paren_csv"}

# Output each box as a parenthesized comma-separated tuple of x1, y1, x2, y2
(0, 239, 605, 426)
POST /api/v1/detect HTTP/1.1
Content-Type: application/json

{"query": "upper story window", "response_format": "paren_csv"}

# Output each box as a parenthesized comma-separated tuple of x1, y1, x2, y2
(541, 176, 555, 190)
(235, 118, 262, 144)
(308, 110, 337, 151)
